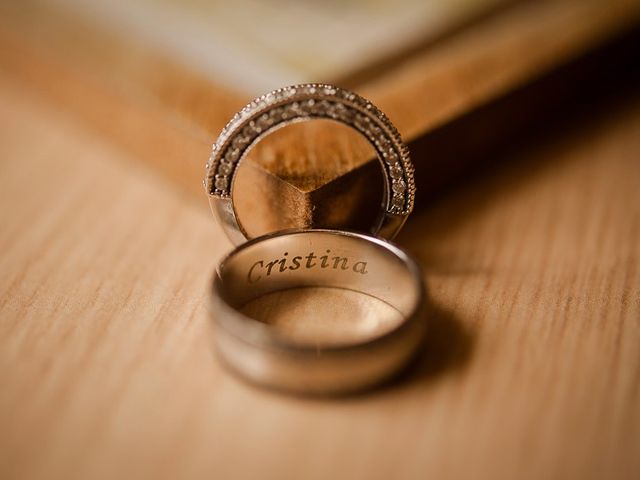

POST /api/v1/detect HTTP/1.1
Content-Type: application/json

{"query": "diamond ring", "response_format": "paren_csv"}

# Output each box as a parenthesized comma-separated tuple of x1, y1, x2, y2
(204, 84, 416, 245)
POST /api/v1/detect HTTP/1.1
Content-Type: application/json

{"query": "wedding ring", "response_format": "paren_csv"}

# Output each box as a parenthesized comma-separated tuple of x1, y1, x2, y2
(209, 229, 427, 395)
(204, 84, 416, 245)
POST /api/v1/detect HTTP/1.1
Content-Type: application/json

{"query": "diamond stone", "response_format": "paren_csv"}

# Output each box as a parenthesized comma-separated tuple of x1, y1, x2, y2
(247, 120, 262, 134)
(215, 176, 229, 190)
(389, 164, 403, 179)
(219, 161, 234, 175)
(314, 100, 330, 114)
(338, 106, 354, 121)
(391, 195, 404, 208)
(289, 102, 302, 114)
(385, 150, 399, 163)
(391, 194, 405, 209)
(243, 124, 257, 137)
(225, 148, 240, 163)
(256, 114, 271, 130)
(269, 107, 282, 119)
(231, 135, 248, 150)
(354, 115, 368, 130)
(392, 180, 406, 194)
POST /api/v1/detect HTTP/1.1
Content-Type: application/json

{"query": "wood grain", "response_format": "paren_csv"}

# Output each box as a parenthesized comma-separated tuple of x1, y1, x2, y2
(1, 60, 639, 480)
(233, 119, 383, 237)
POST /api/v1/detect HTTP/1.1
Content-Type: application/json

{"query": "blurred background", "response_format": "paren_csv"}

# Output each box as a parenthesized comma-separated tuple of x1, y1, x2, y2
(2, 0, 638, 204)
(25, 0, 512, 93)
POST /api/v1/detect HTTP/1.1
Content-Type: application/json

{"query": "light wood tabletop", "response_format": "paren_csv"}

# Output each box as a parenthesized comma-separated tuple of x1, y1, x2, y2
(1, 45, 639, 480)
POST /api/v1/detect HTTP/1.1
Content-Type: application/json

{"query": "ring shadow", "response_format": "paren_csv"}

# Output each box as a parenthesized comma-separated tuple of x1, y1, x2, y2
(391, 300, 473, 388)
(370, 62, 640, 397)
(329, 299, 472, 402)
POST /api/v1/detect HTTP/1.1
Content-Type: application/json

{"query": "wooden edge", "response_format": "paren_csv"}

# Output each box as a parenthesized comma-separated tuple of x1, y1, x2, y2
(0, 1, 638, 212)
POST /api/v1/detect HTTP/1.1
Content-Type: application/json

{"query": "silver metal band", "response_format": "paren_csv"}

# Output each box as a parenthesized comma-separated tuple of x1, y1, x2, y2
(209, 229, 427, 395)
(204, 84, 416, 244)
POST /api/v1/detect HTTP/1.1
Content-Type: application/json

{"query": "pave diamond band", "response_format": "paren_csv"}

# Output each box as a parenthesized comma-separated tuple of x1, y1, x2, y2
(204, 84, 415, 217)
(204, 84, 415, 245)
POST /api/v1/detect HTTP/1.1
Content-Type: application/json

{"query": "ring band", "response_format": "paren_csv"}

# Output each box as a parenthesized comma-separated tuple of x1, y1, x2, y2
(204, 84, 416, 244)
(209, 229, 427, 395)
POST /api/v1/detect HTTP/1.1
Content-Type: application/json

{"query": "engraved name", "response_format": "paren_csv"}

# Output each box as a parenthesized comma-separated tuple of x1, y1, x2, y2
(247, 250, 368, 284)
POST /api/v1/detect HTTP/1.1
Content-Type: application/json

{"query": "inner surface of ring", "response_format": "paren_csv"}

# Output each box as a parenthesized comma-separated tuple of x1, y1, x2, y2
(232, 119, 384, 239)
(217, 231, 420, 346)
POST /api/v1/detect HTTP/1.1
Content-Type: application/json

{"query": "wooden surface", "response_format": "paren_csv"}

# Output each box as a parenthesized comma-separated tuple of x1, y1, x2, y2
(1, 0, 638, 208)
(2, 54, 640, 480)
(233, 120, 383, 237)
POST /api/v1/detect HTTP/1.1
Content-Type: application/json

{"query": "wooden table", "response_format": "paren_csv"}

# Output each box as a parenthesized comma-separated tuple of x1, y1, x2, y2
(1, 47, 639, 479)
